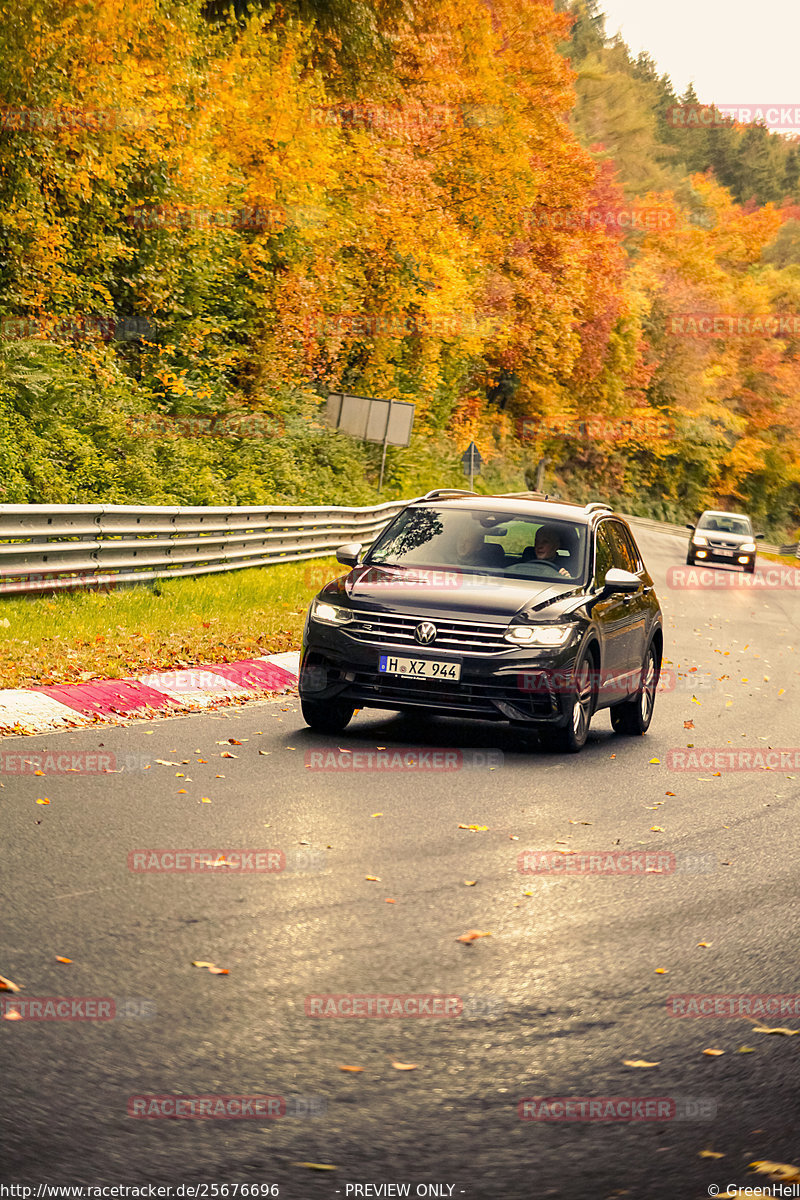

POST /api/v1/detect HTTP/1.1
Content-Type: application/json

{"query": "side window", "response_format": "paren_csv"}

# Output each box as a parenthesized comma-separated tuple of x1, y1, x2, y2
(594, 524, 614, 586)
(608, 523, 642, 573)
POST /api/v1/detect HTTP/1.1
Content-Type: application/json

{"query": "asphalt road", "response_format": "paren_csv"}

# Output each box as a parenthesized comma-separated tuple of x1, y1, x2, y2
(3, 527, 800, 1200)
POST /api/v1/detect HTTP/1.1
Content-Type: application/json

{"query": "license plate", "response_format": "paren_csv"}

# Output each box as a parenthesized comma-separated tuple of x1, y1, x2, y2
(379, 655, 461, 681)
(717, 549, 734, 557)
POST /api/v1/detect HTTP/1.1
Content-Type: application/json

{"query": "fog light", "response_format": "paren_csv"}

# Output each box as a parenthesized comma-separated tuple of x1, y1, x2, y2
(696, 550, 707, 558)
(737, 556, 749, 564)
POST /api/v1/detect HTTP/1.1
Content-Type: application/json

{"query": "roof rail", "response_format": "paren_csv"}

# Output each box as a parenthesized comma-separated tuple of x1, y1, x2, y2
(583, 502, 613, 514)
(500, 491, 552, 501)
(420, 489, 479, 501)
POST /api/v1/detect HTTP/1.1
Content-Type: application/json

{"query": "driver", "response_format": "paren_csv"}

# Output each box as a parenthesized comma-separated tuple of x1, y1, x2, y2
(533, 525, 570, 578)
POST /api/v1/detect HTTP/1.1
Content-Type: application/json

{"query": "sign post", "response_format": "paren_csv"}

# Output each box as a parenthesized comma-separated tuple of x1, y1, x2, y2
(326, 394, 416, 494)
(461, 441, 484, 491)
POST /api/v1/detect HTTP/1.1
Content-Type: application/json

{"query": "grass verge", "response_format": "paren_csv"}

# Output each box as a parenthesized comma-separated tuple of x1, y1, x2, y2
(0, 558, 340, 689)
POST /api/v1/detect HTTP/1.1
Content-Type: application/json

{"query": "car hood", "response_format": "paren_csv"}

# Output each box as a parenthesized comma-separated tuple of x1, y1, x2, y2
(326, 564, 586, 622)
(696, 530, 754, 546)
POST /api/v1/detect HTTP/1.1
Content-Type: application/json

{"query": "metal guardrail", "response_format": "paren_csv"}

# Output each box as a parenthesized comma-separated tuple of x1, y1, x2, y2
(0, 501, 409, 596)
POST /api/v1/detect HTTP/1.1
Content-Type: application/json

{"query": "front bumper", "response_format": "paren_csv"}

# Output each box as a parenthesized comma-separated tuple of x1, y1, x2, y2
(690, 545, 755, 569)
(299, 621, 583, 726)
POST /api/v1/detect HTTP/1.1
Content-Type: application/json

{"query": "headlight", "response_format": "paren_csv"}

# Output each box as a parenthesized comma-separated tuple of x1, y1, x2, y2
(311, 599, 353, 626)
(504, 624, 575, 647)
(692, 534, 708, 546)
(739, 542, 756, 553)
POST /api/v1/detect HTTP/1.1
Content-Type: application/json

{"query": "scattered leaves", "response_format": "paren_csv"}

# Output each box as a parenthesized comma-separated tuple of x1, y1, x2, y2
(337, 1065, 363, 1073)
(0, 975, 22, 992)
(391, 1062, 419, 1070)
(623, 1060, 660, 1068)
(750, 1026, 799, 1036)
(191, 960, 229, 975)
(702, 1048, 725, 1056)
(456, 930, 492, 944)
(55, 956, 72, 964)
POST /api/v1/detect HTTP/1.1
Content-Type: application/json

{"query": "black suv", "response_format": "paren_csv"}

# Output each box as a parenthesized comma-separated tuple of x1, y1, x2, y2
(299, 491, 663, 752)
(686, 510, 763, 573)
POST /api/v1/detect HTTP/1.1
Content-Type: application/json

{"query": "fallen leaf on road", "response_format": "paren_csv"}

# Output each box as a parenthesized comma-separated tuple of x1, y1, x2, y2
(155, 759, 179, 766)
(702, 1048, 725, 1056)
(3, 1009, 22, 1020)
(750, 1026, 799, 1036)
(228, 739, 243, 745)
(178, 789, 187, 794)
(34, 769, 44, 776)
(648, 758, 660, 764)
(684, 720, 695, 730)
(748, 1162, 800, 1184)
(220, 752, 237, 759)
(737, 1046, 756, 1053)
(623, 1060, 660, 1068)
(258, 750, 270, 756)
(371, 812, 383, 818)
(200, 797, 211, 803)
(55, 957, 72, 964)
(0, 975, 22, 992)
(650, 826, 664, 832)
(385, 898, 396, 903)
(458, 824, 489, 831)
(338, 1065, 363, 1072)
(36, 798, 50, 805)
(391, 1062, 419, 1070)
(464, 880, 477, 886)
(191, 961, 229, 975)
(697, 941, 712, 947)
(365, 875, 381, 882)
(654, 968, 668, 974)
(456, 930, 492, 943)
(292, 1163, 337, 1171)
(698, 1150, 725, 1159)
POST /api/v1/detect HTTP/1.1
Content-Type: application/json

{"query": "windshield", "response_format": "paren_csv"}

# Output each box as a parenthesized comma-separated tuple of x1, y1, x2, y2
(367, 506, 588, 583)
(697, 513, 752, 536)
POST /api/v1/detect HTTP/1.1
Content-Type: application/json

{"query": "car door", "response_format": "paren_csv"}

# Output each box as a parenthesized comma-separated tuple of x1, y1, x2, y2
(591, 522, 632, 704)
(605, 521, 649, 685)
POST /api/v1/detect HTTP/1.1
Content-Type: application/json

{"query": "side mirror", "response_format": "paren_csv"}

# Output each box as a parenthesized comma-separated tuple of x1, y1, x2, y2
(755, 533, 765, 540)
(685, 524, 695, 532)
(602, 567, 640, 595)
(336, 542, 362, 567)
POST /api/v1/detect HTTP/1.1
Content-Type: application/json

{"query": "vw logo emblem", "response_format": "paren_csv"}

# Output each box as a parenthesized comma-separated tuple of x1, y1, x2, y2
(415, 621, 437, 645)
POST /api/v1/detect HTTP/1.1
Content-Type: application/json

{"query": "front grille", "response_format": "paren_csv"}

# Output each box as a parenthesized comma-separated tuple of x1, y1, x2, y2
(347, 611, 509, 655)
(707, 539, 740, 550)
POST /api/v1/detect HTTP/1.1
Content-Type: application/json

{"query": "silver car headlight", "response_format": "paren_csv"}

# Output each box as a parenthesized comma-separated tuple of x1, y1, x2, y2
(310, 599, 353, 626)
(504, 624, 575, 647)
(739, 541, 756, 553)
(692, 534, 708, 546)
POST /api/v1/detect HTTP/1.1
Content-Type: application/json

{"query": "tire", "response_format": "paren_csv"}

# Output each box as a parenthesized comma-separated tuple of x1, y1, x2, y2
(543, 650, 597, 754)
(300, 696, 355, 734)
(745, 561, 755, 574)
(610, 642, 659, 736)
(686, 553, 695, 566)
